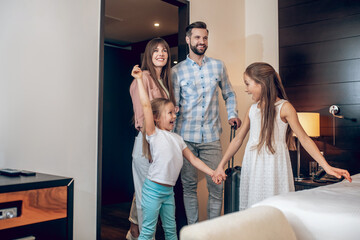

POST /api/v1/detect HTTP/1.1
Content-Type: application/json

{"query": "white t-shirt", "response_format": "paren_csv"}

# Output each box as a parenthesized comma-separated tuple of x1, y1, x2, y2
(146, 127, 187, 186)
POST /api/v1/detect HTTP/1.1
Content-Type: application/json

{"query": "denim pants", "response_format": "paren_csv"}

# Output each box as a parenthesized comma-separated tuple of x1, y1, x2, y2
(139, 179, 177, 240)
(181, 140, 223, 224)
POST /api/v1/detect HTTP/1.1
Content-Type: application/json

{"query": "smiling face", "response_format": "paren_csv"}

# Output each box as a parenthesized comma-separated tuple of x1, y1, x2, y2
(152, 44, 168, 71)
(156, 102, 177, 131)
(186, 28, 208, 56)
(244, 73, 262, 102)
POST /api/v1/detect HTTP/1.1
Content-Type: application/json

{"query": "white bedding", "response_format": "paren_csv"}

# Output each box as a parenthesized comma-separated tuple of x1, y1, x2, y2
(254, 174, 360, 240)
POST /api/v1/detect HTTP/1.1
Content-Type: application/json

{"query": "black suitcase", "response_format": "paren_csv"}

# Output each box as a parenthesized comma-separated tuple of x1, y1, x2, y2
(224, 125, 241, 214)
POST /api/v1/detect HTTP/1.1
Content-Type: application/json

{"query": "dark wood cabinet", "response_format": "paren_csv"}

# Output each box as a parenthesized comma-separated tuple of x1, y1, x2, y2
(294, 178, 333, 191)
(0, 172, 73, 240)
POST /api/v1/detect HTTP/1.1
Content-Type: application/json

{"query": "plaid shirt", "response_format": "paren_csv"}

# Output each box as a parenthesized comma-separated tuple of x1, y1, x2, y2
(172, 55, 238, 143)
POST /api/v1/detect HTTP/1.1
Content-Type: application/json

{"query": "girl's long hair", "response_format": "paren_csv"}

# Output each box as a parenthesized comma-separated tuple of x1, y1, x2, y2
(142, 98, 173, 160)
(245, 62, 294, 154)
(141, 38, 175, 105)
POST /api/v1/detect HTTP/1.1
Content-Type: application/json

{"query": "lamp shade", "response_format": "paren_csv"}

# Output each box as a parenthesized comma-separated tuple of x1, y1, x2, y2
(296, 112, 320, 137)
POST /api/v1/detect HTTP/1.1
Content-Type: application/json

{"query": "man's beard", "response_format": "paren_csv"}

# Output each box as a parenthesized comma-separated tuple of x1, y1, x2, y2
(190, 43, 207, 56)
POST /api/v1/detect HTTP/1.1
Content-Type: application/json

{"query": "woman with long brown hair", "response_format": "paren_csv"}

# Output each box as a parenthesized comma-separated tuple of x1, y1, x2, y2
(127, 38, 175, 239)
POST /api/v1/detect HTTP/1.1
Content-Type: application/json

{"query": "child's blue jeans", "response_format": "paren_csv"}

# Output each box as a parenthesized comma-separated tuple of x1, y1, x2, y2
(139, 178, 177, 240)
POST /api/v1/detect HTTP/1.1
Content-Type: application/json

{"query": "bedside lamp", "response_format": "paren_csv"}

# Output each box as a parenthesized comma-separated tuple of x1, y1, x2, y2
(294, 112, 320, 180)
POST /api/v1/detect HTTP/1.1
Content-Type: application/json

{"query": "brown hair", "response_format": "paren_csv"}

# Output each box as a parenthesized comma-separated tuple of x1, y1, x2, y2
(185, 21, 209, 37)
(142, 98, 174, 160)
(245, 62, 294, 154)
(141, 38, 175, 105)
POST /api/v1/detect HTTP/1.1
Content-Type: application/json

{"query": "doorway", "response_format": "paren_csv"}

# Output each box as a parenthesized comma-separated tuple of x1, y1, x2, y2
(97, 0, 189, 239)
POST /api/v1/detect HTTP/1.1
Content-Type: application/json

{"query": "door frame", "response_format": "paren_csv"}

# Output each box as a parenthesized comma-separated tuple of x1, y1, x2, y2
(96, 1, 189, 239)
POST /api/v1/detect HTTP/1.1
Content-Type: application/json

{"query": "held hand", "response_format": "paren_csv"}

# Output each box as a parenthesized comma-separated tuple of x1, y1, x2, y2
(212, 177, 222, 185)
(131, 65, 142, 80)
(209, 170, 221, 185)
(211, 175, 223, 185)
(212, 167, 227, 185)
(228, 118, 241, 130)
(324, 166, 352, 182)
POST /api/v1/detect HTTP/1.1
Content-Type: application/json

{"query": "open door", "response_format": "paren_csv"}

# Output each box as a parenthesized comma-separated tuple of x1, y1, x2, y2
(97, 0, 189, 239)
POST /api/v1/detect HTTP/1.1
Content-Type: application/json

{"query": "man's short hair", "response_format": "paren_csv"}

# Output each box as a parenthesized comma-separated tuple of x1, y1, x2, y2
(185, 21, 209, 37)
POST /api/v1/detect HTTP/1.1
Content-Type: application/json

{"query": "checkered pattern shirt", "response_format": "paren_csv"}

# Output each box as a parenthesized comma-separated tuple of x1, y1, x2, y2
(172, 55, 238, 143)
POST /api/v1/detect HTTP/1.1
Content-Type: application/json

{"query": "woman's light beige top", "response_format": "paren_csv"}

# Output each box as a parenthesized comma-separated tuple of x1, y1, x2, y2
(129, 70, 168, 131)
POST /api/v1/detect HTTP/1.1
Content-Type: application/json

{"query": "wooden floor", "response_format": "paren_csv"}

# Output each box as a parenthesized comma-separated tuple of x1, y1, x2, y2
(101, 202, 166, 240)
(101, 202, 131, 240)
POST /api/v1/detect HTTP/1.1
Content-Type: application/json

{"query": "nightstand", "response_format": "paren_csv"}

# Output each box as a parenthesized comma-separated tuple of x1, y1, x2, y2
(0, 172, 73, 240)
(294, 178, 334, 191)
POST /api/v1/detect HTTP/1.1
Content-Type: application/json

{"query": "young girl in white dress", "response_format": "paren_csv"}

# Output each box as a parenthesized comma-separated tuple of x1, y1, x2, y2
(131, 65, 217, 240)
(213, 62, 352, 210)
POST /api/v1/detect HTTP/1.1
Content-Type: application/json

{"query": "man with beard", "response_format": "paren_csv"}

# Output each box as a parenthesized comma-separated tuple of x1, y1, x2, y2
(172, 21, 241, 224)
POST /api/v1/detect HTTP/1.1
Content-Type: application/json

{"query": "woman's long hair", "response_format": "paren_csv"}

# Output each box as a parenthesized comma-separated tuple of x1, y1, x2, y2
(141, 38, 175, 105)
(139, 38, 176, 159)
(245, 62, 294, 154)
(142, 98, 173, 160)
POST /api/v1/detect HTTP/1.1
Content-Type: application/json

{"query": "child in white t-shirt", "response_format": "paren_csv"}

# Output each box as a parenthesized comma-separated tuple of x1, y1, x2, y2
(131, 65, 217, 240)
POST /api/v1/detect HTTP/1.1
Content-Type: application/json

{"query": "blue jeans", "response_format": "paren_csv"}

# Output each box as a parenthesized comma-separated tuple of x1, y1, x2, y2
(139, 179, 177, 240)
(181, 140, 223, 224)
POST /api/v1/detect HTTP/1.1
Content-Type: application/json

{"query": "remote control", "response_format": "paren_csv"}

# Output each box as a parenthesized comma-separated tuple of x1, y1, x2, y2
(20, 170, 36, 176)
(0, 169, 21, 177)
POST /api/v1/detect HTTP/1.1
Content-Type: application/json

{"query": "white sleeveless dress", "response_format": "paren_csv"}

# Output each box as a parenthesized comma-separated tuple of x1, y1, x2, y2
(239, 99, 295, 210)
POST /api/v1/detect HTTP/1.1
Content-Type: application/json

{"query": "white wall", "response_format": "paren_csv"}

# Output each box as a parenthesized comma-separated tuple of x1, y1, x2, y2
(0, 1, 101, 239)
(189, 0, 278, 221)
(0, 0, 279, 235)
(245, 0, 279, 70)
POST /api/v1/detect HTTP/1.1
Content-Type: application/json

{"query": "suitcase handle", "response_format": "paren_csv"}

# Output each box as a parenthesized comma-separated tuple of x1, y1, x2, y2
(228, 123, 237, 169)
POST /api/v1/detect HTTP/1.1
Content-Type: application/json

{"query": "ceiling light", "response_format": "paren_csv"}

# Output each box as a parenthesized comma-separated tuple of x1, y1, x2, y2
(173, 61, 178, 64)
(154, 23, 160, 27)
